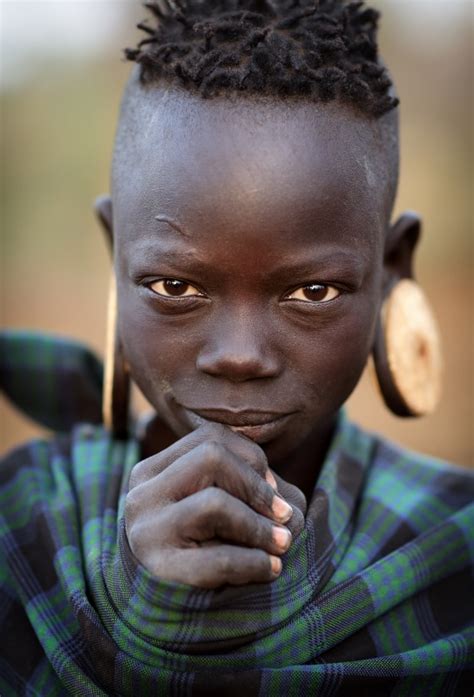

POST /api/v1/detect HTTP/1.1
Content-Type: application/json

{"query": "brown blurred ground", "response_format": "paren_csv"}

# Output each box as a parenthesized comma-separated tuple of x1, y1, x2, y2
(1, 1, 473, 466)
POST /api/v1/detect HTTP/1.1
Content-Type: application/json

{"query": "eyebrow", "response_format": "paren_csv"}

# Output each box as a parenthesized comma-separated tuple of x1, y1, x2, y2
(154, 214, 191, 238)
(130, 242, 367, 283)
(264, 251, 367, 284)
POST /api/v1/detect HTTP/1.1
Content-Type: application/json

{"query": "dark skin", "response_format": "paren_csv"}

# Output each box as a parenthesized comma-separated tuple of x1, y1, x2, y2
(96, 83, 420, 588)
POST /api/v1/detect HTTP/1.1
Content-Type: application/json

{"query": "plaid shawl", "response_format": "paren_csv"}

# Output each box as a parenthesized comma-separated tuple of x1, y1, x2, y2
(1, 331, 473, 696)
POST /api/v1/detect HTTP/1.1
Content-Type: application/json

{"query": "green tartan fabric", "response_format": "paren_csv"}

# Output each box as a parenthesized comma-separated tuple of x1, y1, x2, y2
(0, 330, 103, 432)
(0, 331, 473, 696)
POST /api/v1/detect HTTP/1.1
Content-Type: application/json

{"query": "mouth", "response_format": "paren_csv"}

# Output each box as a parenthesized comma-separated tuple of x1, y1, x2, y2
(182, 407, 295, 444)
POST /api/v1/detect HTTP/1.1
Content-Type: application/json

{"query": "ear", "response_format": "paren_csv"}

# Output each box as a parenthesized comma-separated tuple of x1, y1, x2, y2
(374, 211, 442, 418)
(94, 194, 113, 253)
(383, 211, 421, 292)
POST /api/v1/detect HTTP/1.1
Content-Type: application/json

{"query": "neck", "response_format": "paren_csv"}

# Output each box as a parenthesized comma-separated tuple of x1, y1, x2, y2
(268, 416, 337, 504)
(138, 414, 178, 460)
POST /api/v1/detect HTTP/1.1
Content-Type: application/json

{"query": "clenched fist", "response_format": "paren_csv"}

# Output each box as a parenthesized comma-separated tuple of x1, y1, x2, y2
(125, 422, 304, 588)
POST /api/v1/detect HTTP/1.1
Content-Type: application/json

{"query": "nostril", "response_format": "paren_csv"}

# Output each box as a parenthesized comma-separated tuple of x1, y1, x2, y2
(196, 349, 281, 382)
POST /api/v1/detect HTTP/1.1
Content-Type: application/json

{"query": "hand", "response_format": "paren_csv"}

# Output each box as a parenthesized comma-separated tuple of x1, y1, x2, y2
(124, 422, 302, 588)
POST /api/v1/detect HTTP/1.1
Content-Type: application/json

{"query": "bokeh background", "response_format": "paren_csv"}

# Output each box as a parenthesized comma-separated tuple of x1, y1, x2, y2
(1, 0, 473, 465)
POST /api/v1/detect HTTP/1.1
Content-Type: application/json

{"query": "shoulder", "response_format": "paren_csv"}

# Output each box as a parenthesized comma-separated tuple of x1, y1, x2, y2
(0, 425, 139, 520)
(368, 429, 474, 497)
(359, 425, 474, 532)
(0, 433, 72, 498)
(0, 426, 111, 514)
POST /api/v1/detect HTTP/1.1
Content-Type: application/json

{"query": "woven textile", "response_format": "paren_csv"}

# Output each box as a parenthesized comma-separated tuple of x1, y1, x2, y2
(0, 332, 473, 695)
(0, 330, 103, 432)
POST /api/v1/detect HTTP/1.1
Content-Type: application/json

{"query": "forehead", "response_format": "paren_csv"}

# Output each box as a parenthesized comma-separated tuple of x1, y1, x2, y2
(113, 85, 391, 244)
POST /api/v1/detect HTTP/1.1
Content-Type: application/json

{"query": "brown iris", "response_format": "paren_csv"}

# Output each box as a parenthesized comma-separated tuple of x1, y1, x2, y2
(302, 284, 329, 301)
(163, 279, 190, 296)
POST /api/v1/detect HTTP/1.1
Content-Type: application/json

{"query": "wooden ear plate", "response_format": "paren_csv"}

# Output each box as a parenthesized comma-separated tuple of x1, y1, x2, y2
(373, 279, 443, 417)
(102, 275, 130, 439)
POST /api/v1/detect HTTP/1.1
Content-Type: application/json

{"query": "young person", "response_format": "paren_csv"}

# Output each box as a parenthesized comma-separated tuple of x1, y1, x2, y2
(1, 1, 472, 694)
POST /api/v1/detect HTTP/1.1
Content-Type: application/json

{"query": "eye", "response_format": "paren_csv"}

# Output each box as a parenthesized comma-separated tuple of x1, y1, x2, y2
(286, 283, 340, 303)
(149, 278, 203, 298)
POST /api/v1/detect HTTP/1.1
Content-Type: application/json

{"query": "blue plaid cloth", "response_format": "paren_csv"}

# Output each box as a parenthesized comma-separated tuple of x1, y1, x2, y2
(1, 331, 473, 695)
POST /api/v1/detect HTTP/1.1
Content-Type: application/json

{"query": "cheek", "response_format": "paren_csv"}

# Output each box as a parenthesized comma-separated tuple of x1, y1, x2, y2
(118, 300, 199, 404)
(118, 298, 162, 389)
(297, 306, 378, 408)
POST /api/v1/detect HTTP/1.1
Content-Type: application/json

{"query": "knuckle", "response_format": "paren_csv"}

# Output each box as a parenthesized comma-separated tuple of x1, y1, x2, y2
(199, 441, 227, 469)
(252, 444, 269, 470)
(129, 461, 146, 490)
(253, 516, 273, 549)
(198, 486, 227, 517)
(215, 549, 234, 578)
(124, 487, 142, 523)
(253, 456, 270, 480)
(198, 422, 228, 440)
(126, 520, 144, 558)
(240, 442, 268, 477)
(250, 475, 274, 511)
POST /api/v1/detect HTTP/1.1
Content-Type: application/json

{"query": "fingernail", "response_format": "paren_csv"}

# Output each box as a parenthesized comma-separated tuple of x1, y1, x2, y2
(272, 525, 292, 551)
(272, 495, 293, 523)
(269, 555, 282, 576)
(266, 470, 278, 490)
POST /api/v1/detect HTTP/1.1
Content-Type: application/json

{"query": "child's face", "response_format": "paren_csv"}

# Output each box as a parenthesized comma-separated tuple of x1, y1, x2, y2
(111, 87, 396, 466)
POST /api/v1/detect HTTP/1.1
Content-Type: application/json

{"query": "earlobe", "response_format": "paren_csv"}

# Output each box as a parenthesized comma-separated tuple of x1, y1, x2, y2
(372, 211, 443, 418)
(384, 211, 422, 287)
(94, 194, 114, 252)
(372, 279, 443, 417)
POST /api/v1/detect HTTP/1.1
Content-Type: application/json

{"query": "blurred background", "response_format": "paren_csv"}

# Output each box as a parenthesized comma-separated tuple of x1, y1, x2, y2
(1, 0, 473, 465)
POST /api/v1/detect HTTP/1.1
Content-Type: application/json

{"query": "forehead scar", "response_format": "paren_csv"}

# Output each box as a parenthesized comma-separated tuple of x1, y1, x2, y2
(362, 157, 373, 186)
(155, 214, 191, 238)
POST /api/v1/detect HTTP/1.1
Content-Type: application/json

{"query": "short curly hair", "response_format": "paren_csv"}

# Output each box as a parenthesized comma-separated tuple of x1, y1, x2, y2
(125, 0, 398, 117)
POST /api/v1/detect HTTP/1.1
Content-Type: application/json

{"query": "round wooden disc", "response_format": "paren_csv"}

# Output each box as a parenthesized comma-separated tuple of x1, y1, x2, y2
(381, 279, 443, 416)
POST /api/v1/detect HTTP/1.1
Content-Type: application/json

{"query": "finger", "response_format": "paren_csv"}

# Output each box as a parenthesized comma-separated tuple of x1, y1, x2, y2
(271, 470, 307, 537)
(129, 425, 221, 489)
(132, 487, 292, 556)
(131, 441, 291, 522)
(129, 421, 270, 489)
(127, 441, 293, 523)
(182, 488, 293, 554)
(145, 545, 282, 589)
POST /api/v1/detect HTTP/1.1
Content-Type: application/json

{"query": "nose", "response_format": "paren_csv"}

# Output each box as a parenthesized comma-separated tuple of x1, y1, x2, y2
(196, 307, 282, 383)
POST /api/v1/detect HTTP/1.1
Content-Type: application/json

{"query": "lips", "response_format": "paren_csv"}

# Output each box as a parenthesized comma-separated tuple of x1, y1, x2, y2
(188, 408, 289, 427)
(183, 407, 295, 444)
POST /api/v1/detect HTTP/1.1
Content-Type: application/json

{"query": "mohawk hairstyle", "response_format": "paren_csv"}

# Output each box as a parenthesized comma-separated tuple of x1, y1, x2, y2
(125, 0, 398, 117)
